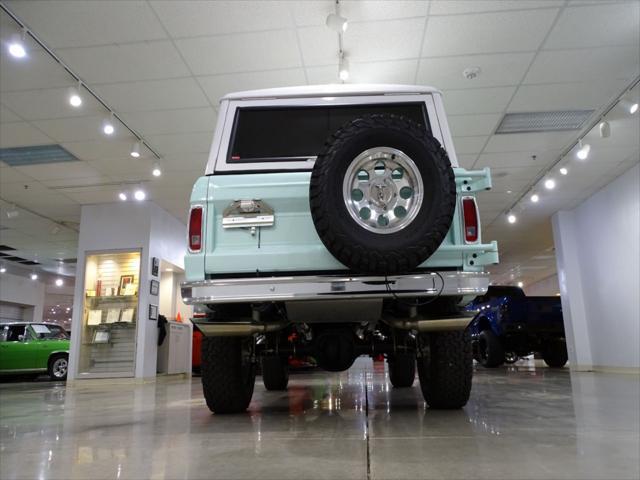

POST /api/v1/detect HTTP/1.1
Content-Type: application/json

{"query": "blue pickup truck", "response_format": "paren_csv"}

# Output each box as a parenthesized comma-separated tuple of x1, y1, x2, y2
(468, 286, 567, 368)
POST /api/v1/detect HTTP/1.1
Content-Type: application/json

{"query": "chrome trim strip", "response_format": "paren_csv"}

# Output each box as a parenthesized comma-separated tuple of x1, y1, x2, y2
(181, 271, 489, 305)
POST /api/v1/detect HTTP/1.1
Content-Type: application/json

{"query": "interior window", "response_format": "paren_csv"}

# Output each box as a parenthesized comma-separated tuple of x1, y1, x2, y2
(5, 325, 25, 341)
(30, 324, 69, 340)
(229, 103, 429, 163)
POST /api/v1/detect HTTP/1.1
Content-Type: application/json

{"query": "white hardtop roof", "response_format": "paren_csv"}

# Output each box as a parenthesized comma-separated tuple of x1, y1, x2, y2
(222, 84, 441, 101)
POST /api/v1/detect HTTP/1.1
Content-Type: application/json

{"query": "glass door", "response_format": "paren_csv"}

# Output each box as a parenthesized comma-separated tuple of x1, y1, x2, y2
(78, 251, 140, 377)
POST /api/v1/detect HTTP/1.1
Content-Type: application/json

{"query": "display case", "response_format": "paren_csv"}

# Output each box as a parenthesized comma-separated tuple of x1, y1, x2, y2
(78, 251, 141, 377)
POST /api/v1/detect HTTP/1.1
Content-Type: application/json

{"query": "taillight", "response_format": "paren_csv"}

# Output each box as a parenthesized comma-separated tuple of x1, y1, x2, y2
(188, 206, 203, 252)
(462, 197, 479, 243)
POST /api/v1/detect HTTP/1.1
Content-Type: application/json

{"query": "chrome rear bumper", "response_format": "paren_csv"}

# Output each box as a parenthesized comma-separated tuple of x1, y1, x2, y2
(181, 271, 489, 305)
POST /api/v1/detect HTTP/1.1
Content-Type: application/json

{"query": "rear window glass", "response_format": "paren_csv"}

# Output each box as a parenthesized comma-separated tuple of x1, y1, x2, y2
(229, 103, 429, 163)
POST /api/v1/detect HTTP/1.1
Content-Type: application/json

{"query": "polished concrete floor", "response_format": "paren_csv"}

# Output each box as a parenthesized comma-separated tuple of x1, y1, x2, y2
(1, 359, 639, 480)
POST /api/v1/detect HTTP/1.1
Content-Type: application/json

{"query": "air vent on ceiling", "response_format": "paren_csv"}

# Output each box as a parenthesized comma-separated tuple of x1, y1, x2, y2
(0, 145, 79, 166)
(496, 110, 594, 134)
(0, 245, 16, 251)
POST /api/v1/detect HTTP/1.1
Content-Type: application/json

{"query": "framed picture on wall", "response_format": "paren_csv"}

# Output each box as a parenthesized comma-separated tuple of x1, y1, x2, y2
(118, 275, 134, 296)
(151, 257, 159, 277)
(149, 304, 158, 320)
(150, 279, 159, 296)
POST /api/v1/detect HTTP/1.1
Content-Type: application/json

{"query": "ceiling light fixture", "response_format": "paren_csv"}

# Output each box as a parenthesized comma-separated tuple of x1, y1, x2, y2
(620, 99, 639, 114)
(69, 81, 82, 107)
(326, 12, 348, 32)
(55, 278, 64, 287)
(559, 167, 568, 176)
(462, 66, 481, 80)
(30, 272, 38, 281)
(134, 188, 146, 201)
(631, 103, 639, 114)
(544, 178, 556, 190)
(530, 193, 539, 203)
(103, 113, 115, 135)
(339, 52, 349, 82)
(517, 281, 524, 288)
(7, 29, 27, 59)
(130, 141, 141, 158)
(599, 121, 610, 138)
(507, 213, 517, 224)
(152, 161, 162, 177)
(118, 186, 128, 201)
(0, 266, 6, 273)
(576, 140, 590, 160)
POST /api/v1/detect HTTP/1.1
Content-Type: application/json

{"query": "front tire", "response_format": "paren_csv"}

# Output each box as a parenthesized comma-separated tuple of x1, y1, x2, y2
(261, 355, 289, 391)
(388, 353, 416, 388)
(542, 339, 568, 368)
(201, 336, 256, 414)
(48, 354, 68, 381)
(477, 330, 504, 368)
(417, 331, 472, 409)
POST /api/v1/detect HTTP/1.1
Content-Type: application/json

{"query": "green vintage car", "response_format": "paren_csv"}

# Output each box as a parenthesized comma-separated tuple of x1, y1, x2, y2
(0, 322, 70, 380)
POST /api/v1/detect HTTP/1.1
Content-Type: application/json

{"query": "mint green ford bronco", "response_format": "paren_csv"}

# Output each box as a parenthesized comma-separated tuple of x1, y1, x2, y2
(181, 85, 499, 413)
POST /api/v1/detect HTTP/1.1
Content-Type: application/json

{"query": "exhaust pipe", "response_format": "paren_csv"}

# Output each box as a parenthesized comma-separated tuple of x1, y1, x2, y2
(194, 320, 288, 337)
(383, 316, 472, 332)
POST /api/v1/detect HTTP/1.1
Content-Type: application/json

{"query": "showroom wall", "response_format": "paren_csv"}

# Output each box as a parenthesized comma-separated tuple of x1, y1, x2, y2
(553, 164, 640, 371)
(0, 272, 45, 323)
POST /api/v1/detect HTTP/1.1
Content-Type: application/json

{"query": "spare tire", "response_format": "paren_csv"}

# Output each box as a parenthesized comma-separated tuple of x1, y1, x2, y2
(310, 114, 456, 274)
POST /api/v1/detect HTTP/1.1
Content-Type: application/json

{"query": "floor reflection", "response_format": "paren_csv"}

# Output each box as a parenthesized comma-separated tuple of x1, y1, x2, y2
(0, 358, 638, 479)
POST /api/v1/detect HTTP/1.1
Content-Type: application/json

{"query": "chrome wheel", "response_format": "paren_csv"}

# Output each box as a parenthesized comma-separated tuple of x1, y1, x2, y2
(342, 147, 423, 234)
(52, 357, 68, 379)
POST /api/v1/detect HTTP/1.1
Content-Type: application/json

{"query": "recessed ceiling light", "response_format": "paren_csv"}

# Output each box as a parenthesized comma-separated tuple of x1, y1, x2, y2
(7, 31, 27, 59)
(0, 266, 6, 273)
(631, 103, 639, 114)
(517, 281, 524, 288)
(530, 194, 539, 203)
(118, 191, 128, 201)
(507, 213, 517, 224)
(134, 189, 146, 201)
(30, 273, 38, 280)
(462, 66, 481, 80)
(55, 278, 64, 287)
(544, 179, 556, 190)
(559, 167, 568, 176)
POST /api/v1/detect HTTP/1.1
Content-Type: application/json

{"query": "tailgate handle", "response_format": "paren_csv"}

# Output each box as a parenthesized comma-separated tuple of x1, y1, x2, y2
(222, 199, 275, 229)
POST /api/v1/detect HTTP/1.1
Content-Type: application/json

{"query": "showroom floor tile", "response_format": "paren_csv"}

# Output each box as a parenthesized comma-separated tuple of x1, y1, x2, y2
(0, 359, 638, 480)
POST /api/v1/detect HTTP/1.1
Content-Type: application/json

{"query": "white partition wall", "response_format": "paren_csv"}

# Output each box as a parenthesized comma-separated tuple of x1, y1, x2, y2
(68, 202, 188, 381)
(552, 164, 640, 372)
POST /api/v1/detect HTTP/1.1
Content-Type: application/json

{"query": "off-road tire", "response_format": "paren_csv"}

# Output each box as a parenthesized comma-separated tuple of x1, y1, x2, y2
(261, 355, 289, 391)
(477, 330, 504, 368)
(309, 114, 456, 274)
(417, 330, 472, 409)
(201, 336, 256, 414)
(48, 354, 68, 381)
(388, 353, 416, 388)
(542, 338, 568, 368)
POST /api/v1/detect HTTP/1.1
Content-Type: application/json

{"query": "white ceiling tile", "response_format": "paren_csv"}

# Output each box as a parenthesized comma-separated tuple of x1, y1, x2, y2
(31, 116, 108, 143)
(175, 30, 302, 76)
(297, 25, 340, 66)
(13, 162, 104, 181)
(417, 53, 534, 89)
(150, 1, 293, 37)
(484, 131, 574, 153)
(92, 78, 210, 113)
(0, 122, 53, 147)
(5, 0, 167, 48)
(524, 46, 640, 84)
(0, 166, 36, 184)
(430, 0, 563, 15)
(422, 9, 559, 57)
(350, 60, 418, 84)
(86, 158, 149, 178)
(1, 50, 74, 92)
(442, 87, 516, 114)
(452, 136, 488, 154)
(509, 80, 628, 111)
(198, 69, 308, 105)
(545, 3, 640, 50)
(0, 105, 22, 123)
(62, 139, 134, 162)
(448, 114, 502, 137)
(342, 1, 429, 21)
(477, 150, 560, 169)
(344, 17, 424, 62)
(119, 108, 217, 136)
(0, 87, 104, 121)
(291, 1, 334, 26)
(145, 132, 212, 155)
(57, 41, 190, 84)
(456, 154, 477, 169)
(305, 65, 341, 84)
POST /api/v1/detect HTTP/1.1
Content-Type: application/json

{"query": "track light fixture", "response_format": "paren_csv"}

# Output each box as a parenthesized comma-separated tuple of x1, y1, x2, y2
(134, 187, 146, 201)
(620, 99, 639, 115)
(544, 178, 556, 190)
(103, 112, 115, 135)
(69, 80, 82, 107)
(339, 52, 350, 82)
(576, 139, 590, 160)
(152, 161, 162, 177)
(130, 141, 141, 158)
(7, 28, 27, 58)
(326, 13, 348, 33)
(507, 213, 517, 224)
(599, 121, 610, 138)
(559, 167, 568, 176)
(530, 193, 539, 203)
(0, 266, 6, 274)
